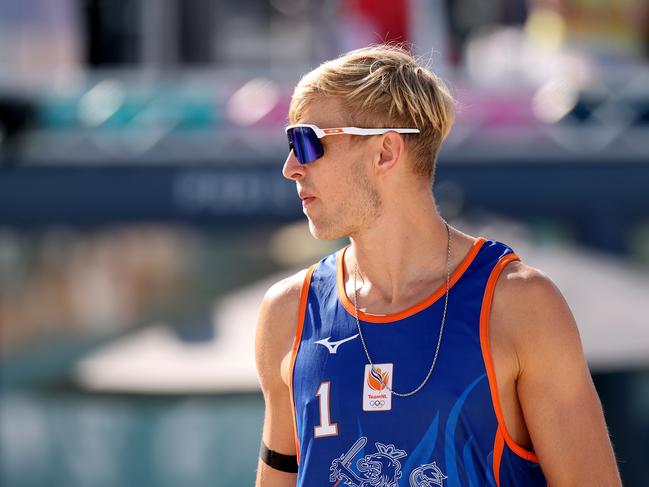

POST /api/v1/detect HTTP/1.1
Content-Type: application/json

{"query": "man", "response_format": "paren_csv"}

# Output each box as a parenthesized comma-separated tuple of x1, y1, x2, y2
(255, 45, 621, 486)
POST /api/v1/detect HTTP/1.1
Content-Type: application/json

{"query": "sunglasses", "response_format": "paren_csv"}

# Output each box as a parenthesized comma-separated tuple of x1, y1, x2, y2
(285, 123, 420, 164)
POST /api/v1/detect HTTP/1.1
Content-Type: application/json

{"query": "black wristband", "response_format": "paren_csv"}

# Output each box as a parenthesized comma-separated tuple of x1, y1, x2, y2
(259, 441, 298, 473)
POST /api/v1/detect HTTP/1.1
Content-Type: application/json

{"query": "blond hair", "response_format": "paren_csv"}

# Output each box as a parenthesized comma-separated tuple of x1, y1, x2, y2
(289, 44, 456, 182)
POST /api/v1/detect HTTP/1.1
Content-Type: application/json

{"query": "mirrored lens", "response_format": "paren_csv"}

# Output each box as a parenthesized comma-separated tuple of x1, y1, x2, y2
(288, 127, 324, 164)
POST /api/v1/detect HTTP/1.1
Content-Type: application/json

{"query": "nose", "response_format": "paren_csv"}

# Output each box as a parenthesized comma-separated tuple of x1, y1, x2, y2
(282, 149, 305, 181)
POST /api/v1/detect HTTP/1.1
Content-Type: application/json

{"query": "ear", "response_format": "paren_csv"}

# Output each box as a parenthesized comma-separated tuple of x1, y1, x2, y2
(374, 132, 404, 176)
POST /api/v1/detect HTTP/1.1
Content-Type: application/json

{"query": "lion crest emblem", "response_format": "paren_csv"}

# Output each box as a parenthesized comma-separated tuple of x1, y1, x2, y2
(330, 437, 406, 487)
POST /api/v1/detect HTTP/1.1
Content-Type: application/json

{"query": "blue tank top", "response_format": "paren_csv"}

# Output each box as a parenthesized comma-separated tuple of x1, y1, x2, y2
(288, 237, 549, 487)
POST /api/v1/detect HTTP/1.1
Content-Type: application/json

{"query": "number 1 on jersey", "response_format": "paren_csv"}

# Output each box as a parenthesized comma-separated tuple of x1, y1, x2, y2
(314, 381, 338, 437)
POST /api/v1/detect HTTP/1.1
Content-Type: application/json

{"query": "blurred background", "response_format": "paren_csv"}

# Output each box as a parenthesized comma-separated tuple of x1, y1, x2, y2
(1, 0, 648, 485)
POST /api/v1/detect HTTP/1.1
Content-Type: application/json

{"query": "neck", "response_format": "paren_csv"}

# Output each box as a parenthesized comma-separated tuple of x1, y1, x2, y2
(346, 194, 453, 306)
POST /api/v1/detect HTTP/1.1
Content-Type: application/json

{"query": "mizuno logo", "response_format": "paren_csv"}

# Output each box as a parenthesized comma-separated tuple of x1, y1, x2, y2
(315, 334, 359, 354)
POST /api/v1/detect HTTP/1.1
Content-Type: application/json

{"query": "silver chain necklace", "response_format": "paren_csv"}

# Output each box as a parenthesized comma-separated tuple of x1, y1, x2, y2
(351, 220, 451, 398)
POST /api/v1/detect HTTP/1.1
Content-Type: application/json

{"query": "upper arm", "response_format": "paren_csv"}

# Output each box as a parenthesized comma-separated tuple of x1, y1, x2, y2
(254, 269, 308, 486)
(497, 262, 622, 485)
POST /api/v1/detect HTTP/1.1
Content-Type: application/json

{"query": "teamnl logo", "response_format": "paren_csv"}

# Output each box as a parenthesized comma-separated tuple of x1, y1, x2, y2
(362, 363, 393, 412)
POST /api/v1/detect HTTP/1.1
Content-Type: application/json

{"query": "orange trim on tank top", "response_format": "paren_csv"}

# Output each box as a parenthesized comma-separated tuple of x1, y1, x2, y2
(288, 264, 317, 466)
(479, 252, 540, 463)
(493, 426, 505, 487)
(336, 236, 487, 323)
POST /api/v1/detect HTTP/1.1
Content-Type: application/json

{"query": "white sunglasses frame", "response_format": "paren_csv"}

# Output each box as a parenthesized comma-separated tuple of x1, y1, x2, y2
(285, 123, 420, 138)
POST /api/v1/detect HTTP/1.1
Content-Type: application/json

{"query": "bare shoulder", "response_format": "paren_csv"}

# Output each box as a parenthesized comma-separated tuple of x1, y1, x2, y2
(491, 258, 584, 377)
(255, 268, 310, 392)
(493, 259, 573, 326)
(261, 269, 308, 319)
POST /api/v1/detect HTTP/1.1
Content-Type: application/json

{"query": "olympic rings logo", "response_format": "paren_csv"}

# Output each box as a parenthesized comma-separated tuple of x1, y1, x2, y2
(369, 400, 385, 407)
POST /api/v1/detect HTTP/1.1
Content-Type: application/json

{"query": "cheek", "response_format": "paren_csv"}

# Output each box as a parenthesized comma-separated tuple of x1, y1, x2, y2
(319, 160, 350, 193)
(327, 170, 355, 204)
(318, 144, 363, 203)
